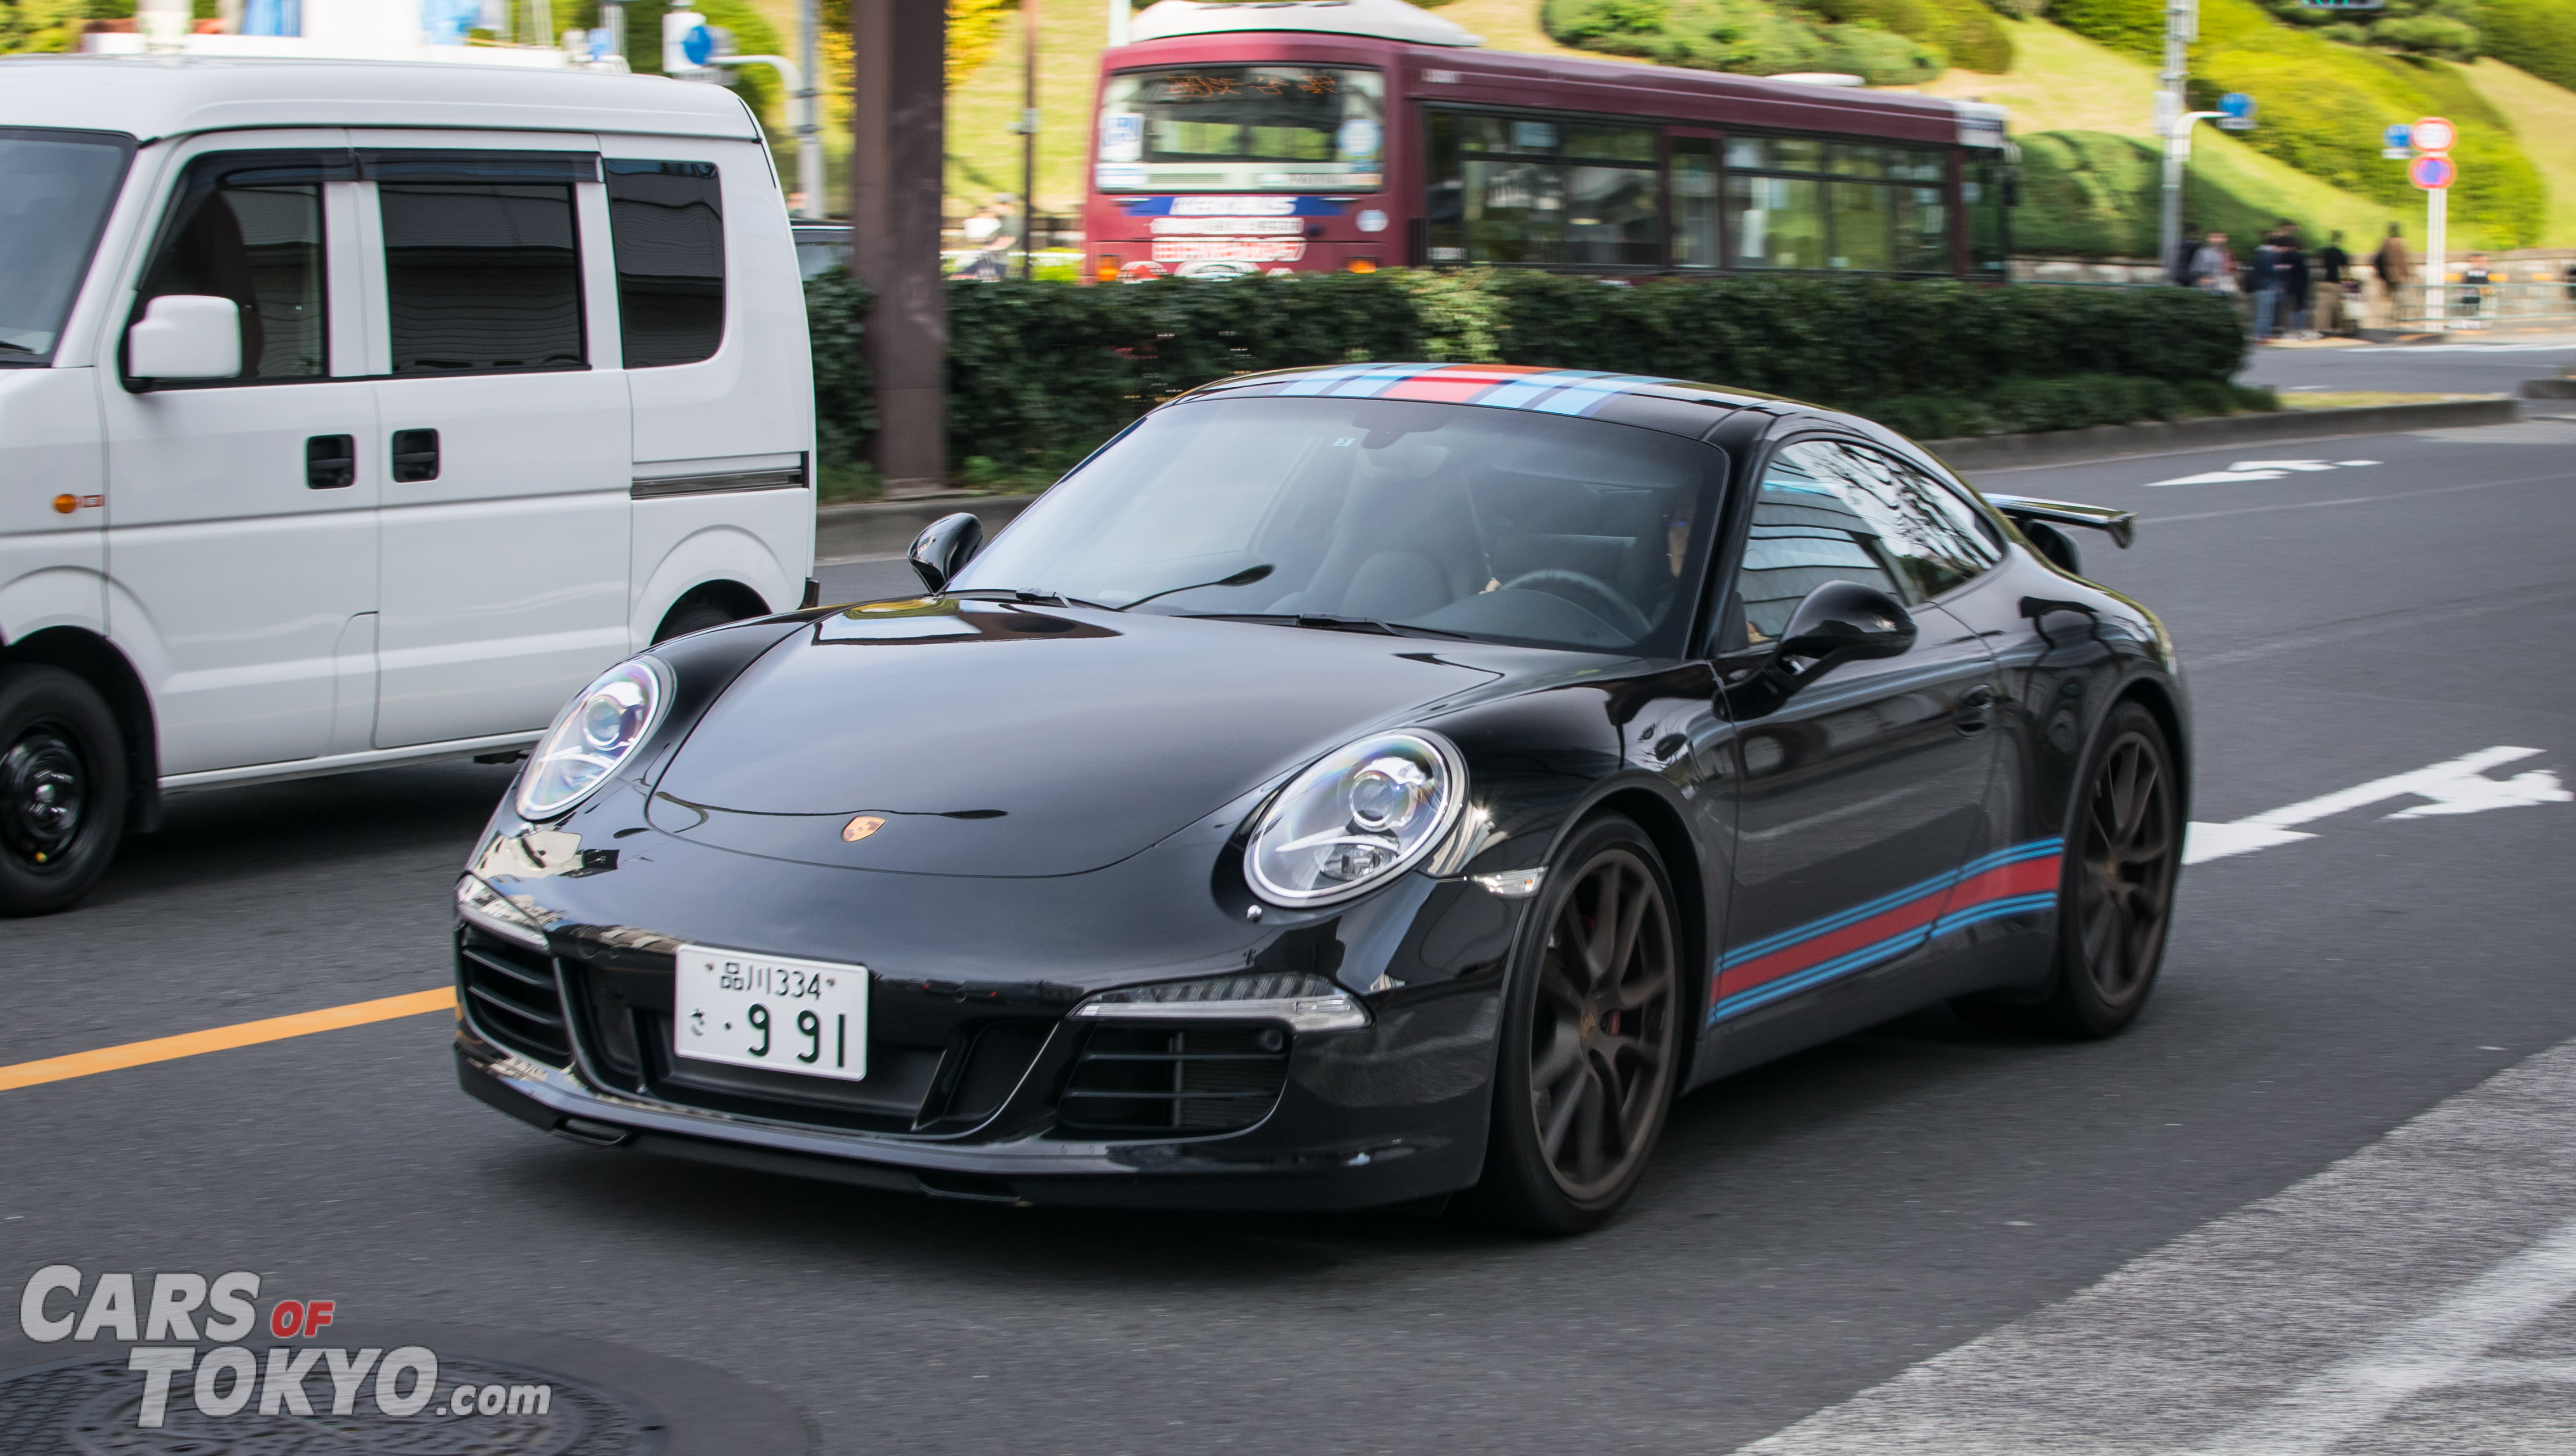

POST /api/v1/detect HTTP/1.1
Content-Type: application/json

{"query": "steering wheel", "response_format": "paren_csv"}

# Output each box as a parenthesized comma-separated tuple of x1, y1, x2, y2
(1497, 569, 1652, 639)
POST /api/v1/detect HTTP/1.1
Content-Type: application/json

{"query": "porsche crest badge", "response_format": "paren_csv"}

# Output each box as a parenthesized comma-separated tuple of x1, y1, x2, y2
(841, 814, 886, 842)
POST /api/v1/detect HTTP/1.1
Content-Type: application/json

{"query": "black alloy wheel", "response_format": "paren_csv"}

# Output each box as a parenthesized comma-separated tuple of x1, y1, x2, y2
(1959, 700, 2180, 1038)
(1472, 813, 1683, 1235)
(0, 665, 129, 917)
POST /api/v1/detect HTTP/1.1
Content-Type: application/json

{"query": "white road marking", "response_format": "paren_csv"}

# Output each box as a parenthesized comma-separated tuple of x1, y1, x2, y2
(2345, 342, 2576, 353)
(2183, 746, 2570, 864)
(2145, 459, 2381, 487)
(2183, 1218, 2576, 1455)
(1738, 1037, 2576, 1456)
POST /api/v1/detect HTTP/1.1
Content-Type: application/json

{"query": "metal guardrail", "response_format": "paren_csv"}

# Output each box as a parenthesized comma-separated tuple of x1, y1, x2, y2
(2389, 280, 2576, 331)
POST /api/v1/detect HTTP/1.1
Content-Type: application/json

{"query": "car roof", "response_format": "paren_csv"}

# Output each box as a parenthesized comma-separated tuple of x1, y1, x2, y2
(0, 54, 760, 143)
(1181, 362, 1791, 442)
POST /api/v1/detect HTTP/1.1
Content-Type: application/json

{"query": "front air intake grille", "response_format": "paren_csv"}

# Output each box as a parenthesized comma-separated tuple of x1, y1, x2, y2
(1056, 1025, 1291, 1137)
(456, 927, 572, 1067)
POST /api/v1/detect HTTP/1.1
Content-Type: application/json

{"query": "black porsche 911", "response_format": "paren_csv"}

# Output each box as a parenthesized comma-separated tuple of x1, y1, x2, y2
(453, 362, 2185, 1234)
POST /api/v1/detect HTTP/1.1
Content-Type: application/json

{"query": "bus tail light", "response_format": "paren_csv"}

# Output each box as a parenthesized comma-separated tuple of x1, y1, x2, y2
(1096, 255, 1122, 282)
(1347, 258, 1378, 275)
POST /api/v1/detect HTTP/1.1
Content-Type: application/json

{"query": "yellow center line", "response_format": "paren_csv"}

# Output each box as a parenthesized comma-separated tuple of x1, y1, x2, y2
(0, 987, 456, 1093)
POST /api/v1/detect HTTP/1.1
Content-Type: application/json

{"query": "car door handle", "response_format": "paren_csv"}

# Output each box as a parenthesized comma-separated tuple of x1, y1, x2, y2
(391, 428, 440, 483)
(305, 434, 355, 490)
(1956, 683, 1997, 731)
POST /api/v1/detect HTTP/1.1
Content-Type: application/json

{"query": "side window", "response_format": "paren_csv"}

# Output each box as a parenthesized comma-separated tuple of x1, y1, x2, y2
(372, 153, 586, 374)
(1737, 442, 1912, 643)
(134, 151, 335, 381)
(605, 160, 725, 368)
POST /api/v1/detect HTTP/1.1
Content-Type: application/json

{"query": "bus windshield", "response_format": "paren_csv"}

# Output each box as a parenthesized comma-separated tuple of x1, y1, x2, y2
(0, 130, 132, 365)
(1096, 66, 1384, 192)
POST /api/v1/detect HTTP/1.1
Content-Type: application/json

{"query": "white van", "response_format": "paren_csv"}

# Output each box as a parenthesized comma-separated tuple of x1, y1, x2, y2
(0, 55, 817, 914)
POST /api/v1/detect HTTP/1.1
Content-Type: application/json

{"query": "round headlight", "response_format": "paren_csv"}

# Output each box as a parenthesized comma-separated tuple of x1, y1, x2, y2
(515, 658, 670, 820)
(1246, 731, 1466, 906)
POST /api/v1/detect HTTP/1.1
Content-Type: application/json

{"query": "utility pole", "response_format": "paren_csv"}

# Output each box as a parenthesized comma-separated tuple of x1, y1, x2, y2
(1107, 0, 1129, 49)
(2155, 0, 2197, 280)
(850, 0, 948, 495)
(1020, 0, 1041, 281)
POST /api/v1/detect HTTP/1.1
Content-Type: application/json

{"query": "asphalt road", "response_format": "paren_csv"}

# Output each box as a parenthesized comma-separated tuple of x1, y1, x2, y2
(6, 407, 2575, 1455)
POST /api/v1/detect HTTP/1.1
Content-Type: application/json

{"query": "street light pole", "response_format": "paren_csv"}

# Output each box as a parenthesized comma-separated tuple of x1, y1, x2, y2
(712, 54, 819, 217)
(1020, 0, 1040, 280)
(1107, 0, 1128, 49)
(2155, 0, 2198, 279)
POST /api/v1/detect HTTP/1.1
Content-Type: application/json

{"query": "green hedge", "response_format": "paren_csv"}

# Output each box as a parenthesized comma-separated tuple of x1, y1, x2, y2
(807, 270, 2253, 485)
(2481, 0, 2576, 91)
(1541, 0, 1951, 85)
(2046, 1, 2543, 244)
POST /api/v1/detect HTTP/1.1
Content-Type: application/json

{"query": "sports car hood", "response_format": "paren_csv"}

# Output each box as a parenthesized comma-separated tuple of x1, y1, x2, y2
(646, 599, 1502, 877)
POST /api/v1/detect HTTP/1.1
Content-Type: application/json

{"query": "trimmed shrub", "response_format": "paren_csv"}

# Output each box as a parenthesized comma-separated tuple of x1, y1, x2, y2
(2481, 0, 2576, 92)
(1541, 0, 1949, 84)
(807, 271, 2251, 478)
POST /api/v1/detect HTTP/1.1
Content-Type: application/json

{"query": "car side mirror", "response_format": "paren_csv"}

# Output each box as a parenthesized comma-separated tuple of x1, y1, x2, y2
(1776, 580, 1917, 666)
(125, 295, 242, 382)
(908, 512, 984, 594)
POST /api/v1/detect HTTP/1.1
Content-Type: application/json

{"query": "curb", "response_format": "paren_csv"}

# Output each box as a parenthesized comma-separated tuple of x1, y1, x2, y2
(1924, 398, 2521, 474)
(2518, 378, 2576, 399)
(815, 493, 1041, 562)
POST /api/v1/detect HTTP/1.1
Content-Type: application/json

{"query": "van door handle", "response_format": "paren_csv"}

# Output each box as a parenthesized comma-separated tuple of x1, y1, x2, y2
(390, 429, 439, 483)
(305, 434, 355, 489)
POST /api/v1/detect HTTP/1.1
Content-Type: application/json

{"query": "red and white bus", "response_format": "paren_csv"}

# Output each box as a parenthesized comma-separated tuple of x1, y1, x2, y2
(1084, 0, 2014, 283)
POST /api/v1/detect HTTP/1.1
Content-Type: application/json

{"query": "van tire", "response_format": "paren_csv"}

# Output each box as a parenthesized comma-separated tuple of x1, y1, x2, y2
(653, 592, 751, 644)
(0, 665, 129, 917)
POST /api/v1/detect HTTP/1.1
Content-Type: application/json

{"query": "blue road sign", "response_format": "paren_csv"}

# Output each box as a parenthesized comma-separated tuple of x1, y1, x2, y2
(2218, 92, 2257, 131)
(2385, 123, 2412, 149)
(681, 23, 715, 66)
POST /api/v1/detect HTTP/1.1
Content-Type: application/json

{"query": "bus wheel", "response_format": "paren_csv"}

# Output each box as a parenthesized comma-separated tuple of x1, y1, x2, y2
(0, 665, 129, 917)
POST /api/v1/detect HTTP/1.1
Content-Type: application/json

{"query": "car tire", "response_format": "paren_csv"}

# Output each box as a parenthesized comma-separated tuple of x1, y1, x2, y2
(0, 665, 129, 918)
(1955, 700, 2181, 1039)
(652, 594, 744, 644)
(1468, 813, 1684, 1236)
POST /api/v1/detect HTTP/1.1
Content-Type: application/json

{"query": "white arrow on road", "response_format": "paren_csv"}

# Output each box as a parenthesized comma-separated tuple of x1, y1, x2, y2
(2148, 459, 2382, 487)
(2185, 746, 2570, 864)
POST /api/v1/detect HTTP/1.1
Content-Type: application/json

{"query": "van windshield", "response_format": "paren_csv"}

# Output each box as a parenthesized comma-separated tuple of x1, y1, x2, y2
(0, 130, 134, 365)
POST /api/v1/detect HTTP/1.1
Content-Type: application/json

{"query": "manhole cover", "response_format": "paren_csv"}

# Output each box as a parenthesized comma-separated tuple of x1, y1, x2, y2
(0, 1354, 666, 1456)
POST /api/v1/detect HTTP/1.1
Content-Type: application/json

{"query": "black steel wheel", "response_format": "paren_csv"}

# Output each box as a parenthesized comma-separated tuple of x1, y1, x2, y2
(652, 594, 745, 644)
(0, 665, 128, 917)
(1471, 813, 1682, 1235)
(1958, 700, 2180, 1038)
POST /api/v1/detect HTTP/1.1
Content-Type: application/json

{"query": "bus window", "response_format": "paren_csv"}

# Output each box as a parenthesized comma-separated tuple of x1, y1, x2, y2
(1966, 157, 2010, 275)
(1671, 136, 1718, 269)
(1728, 136, 1956, 274)
(1095, 66, 1383, 193)
(1428, 110, 1659, 267)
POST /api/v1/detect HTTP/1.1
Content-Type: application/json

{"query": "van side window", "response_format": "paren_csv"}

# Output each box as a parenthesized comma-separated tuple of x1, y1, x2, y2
(135, 151, 336, 380)
(378, 179, 584, 374)
(605, 161, 724, 368)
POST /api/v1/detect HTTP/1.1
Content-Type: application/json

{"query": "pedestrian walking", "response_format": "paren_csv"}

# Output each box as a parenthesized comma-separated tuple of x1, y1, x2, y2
(2171, 224, 2201, 288)
(2249, 232, 2285, 341)
(2278, 229, 2312, 338)
(2188, 231, 2237, 294)
(2373, 222, 2412, 324)
(2315, 230, 2349, 336)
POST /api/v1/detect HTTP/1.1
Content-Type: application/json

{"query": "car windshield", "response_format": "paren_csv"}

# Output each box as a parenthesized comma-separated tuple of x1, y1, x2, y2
(953, 396, 1721, 656)
(1095, 66, 1384, 192)
(0, 130, 133, 365)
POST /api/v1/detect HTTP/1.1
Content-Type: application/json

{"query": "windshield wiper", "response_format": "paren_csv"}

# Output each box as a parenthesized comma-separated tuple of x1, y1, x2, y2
(1117, 563, 1274, 611)
(945, 587, 1121, 611)
(1178, 613, 1471, 641)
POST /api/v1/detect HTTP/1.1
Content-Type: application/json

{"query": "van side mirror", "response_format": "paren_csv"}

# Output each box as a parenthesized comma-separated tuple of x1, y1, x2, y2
(126, 295, 242, 382)
(1776, 580, 1917, 666)
(908, 512, 984, 594)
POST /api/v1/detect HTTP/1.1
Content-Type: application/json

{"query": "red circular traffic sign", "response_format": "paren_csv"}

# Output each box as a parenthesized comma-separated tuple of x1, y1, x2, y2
(2410, 154, 2457, 190)
(2411, 116, 2457, 153)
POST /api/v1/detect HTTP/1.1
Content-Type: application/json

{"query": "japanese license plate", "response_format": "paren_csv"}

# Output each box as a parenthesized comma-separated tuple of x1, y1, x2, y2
(673, 945, 869, 1082)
